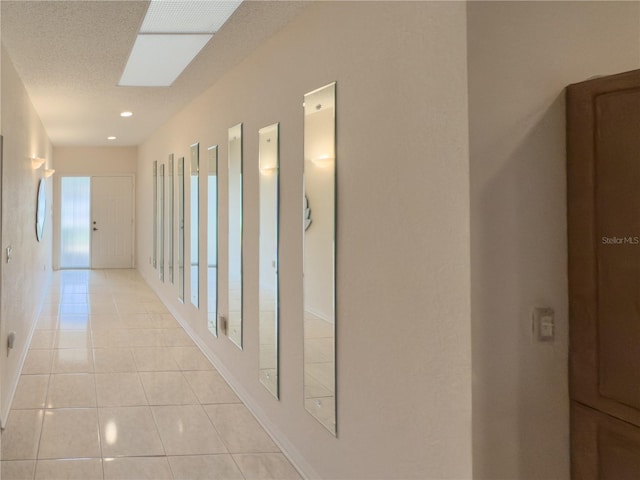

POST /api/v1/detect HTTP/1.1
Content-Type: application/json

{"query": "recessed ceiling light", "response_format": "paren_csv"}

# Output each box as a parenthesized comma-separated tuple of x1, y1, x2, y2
(120, 111, 133, 117)
(107, 136, 117, 140)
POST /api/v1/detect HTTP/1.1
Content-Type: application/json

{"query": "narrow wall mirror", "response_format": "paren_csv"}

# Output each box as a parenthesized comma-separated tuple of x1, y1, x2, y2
(159, 163, 165, 282)
(208, 145, 219, 336)
(259, 123, 280, 398)
(303, 82, 337, 434)
(178, 157, 185, 303)
(191, 143, 200, 309)
(228, 124, 243, 348)
(153, 160, 157, 269)
(168, 155, 174, 284)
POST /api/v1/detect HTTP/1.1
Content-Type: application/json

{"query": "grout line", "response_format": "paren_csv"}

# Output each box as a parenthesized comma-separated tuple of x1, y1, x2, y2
(35, 270, 289, 479)
(147, 406, 169, 459)
(134, 325, 169, 460)
(230, 452, 249, 479)
(89, 309, 106, 480)
(31, 288, 61, 468)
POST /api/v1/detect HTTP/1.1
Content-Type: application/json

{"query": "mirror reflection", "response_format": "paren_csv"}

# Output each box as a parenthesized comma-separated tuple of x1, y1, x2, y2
(168, 155, 174, 284)
(153, 161, 157, 269)
(228, 124, 243, 348)
(259, 123, 279, 398)
(207, 145, 219, 336)
(191, 144, 200, 308)
(303, 83, 337, 434)
(159, 163, 165, 282)
(178, 157, 185, 303)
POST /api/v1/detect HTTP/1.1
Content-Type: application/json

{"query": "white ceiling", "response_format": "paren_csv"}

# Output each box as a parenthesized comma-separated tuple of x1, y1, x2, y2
(1, 1, 310, 147)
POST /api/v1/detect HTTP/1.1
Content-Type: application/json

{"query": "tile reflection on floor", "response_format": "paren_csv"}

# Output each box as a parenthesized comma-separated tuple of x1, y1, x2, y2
(1, 269, 301, 480)
(303, 311, 335, 433)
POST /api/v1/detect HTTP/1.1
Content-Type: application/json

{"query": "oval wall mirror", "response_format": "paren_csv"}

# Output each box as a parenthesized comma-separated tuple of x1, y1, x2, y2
(36, 178, 46, 242)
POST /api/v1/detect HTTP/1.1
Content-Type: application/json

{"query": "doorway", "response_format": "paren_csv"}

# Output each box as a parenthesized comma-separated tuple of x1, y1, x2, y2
(60, 176, 134, 269)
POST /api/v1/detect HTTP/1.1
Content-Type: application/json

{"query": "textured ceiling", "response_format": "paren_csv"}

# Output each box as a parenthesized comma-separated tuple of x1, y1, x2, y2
(1, 1, 309, 146)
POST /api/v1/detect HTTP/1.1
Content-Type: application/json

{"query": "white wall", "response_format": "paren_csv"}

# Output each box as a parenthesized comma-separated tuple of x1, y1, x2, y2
(52, 146, 137, 269)
(137, 2, 471, 478)
(0, 48, 53, 424)
(468, 2, 640, 478)
(53, 146, 137, 176)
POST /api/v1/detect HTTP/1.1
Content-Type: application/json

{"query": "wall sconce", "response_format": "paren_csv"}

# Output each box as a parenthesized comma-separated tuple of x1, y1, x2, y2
(30, 157, 46, 169)
(44, 169, 55, 178)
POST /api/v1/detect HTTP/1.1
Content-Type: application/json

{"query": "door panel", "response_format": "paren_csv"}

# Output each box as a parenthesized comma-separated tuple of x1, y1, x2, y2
(567, 69, 640, 478)
(595, 90, 640, 410)
(91, 176, 133, 268)
(572, 402, 640, 480)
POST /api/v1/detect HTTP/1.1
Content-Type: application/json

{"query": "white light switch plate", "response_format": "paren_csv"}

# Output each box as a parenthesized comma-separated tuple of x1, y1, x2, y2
(532, 307, 554, 342)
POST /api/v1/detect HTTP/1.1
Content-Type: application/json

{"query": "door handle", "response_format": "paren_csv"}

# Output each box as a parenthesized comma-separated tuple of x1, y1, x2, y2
(93, 227, 99, 231)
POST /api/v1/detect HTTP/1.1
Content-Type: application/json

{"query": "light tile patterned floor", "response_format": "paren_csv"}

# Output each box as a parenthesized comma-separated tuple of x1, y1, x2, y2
(1, 270, 301, 480)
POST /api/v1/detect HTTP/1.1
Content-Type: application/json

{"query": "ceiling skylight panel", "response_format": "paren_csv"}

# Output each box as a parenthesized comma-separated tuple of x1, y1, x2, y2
(119, 0, 242, 87)
(140, 0, 243, 33)
(119, 34, 212, 87)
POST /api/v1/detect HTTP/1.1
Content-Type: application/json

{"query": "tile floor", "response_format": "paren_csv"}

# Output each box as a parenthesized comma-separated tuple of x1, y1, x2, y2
(1, 270, 301, 480)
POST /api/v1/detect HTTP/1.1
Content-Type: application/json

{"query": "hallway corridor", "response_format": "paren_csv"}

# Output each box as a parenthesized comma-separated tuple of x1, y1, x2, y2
(1, 270, 300, 480)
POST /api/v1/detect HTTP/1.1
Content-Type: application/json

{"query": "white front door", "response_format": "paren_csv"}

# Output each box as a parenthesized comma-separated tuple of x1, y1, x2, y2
(91, 176, 133, 268)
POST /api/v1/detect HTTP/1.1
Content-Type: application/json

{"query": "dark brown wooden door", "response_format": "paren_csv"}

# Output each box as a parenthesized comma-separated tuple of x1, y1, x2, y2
(568, 70, 640, 479)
